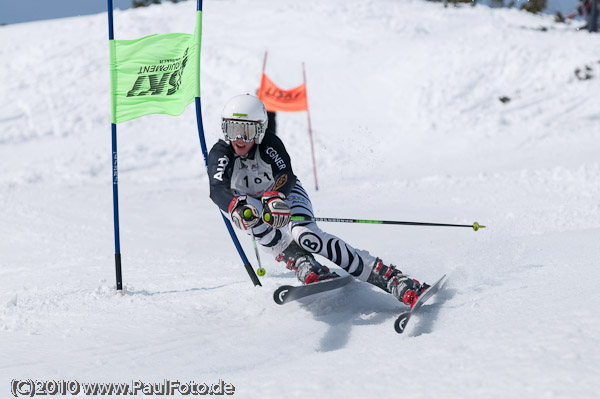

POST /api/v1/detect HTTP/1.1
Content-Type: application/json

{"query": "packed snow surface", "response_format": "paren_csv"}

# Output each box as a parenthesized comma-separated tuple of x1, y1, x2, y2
(1, 1, 599, 398)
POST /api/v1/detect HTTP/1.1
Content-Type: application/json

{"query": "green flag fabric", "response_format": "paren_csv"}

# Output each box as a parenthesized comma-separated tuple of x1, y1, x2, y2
(109, 12, 201, 124)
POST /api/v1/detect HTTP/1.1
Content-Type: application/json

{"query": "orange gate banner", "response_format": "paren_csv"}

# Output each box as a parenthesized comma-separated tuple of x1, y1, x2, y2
(257, 73, 308, 112)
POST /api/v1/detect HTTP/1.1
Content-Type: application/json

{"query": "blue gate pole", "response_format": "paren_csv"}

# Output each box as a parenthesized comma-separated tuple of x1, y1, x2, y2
(108, 0, 123, 292)
(194, 0, 261, 286)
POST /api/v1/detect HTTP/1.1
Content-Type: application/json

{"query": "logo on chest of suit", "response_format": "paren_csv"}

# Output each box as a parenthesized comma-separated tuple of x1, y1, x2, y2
(265, 147, 286, 171)
(240, 159, 260, 172)
(213, 155, 229, 181)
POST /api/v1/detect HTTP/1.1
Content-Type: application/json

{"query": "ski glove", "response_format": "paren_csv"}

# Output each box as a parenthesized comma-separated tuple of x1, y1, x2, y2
(261, 191, 291, 229)
(228, 196, 260, 230)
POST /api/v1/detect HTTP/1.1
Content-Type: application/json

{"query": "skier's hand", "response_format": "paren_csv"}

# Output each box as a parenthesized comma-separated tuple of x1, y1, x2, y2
(261, 191, 291, 229)
(229, 196, 260, 230)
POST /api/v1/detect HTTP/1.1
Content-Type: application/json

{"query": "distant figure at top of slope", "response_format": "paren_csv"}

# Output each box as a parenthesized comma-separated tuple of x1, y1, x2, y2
(566, 0, 600, 31)
(207, 94, 430, 307)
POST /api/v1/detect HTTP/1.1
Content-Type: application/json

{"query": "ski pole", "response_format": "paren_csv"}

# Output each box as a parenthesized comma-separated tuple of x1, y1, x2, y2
(250, 229, 266, 276)
(290, 216, 486, 231)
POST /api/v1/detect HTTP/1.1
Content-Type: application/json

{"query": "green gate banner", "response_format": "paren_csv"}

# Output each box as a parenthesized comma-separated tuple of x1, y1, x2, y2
(109, 12, 201, 124)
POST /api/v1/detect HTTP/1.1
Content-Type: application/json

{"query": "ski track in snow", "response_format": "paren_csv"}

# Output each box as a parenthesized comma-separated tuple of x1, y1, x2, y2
(1, 1, 600, 398)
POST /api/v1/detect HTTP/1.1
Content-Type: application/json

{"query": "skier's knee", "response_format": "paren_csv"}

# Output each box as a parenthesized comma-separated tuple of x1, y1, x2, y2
(295, 231, 323, 254)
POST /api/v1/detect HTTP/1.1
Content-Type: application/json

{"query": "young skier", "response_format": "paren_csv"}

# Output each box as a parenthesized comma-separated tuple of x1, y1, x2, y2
(207, 94, 429, 307)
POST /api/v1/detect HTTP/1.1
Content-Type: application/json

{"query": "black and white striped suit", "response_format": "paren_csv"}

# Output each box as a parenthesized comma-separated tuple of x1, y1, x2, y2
(207, 135, 376, 281)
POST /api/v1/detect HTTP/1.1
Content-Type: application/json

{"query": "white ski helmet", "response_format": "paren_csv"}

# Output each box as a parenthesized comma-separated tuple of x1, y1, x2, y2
(221, 94, 268, 144)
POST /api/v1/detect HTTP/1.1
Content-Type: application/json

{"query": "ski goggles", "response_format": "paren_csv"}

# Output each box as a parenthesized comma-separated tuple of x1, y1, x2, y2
(221, 119, 263, 143)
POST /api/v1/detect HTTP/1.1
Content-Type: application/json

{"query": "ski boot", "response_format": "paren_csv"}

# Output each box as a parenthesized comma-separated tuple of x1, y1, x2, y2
(277, 241, 338, 284)
(367, 258, 429, 308)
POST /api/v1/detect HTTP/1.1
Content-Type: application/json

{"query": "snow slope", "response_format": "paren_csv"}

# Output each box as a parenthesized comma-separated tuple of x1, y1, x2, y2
(1, 0, 600, 398)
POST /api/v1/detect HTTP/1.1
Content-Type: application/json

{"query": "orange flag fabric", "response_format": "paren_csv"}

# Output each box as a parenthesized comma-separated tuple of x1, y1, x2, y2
(257, 73, 308, 112)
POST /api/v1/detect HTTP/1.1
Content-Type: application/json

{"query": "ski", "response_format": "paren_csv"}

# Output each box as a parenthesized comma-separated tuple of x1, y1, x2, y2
(394, 274, 447, 334)
(273, 275, 353, 305)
